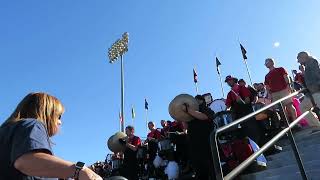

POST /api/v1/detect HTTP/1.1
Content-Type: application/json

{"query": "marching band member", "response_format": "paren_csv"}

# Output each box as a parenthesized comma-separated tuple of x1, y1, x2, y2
(225, 75, 262, 143)
(160, 120, 171, 137)
(264, 58, 297, 122)
(184, 94, 216, 180)
(120, 125, 141, 180)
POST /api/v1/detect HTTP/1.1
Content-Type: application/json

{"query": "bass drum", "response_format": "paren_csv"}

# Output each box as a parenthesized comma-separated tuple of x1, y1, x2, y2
(210, 99, 226, 113)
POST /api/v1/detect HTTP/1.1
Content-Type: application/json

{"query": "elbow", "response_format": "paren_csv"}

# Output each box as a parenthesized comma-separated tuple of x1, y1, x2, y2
(14, 155, 29, 174)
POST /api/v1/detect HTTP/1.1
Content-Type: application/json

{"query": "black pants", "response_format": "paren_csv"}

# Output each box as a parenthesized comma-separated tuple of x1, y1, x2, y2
(234, 104, 262, 144)
(188, 120, 216, 180)
(121, 161, 138, 180)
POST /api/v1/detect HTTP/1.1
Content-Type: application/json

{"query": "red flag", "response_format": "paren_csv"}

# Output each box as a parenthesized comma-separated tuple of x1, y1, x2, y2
(193, 68, 198, 83)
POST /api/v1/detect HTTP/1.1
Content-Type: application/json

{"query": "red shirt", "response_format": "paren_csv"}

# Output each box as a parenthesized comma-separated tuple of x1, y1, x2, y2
(128, 135, 141, 146)
(265, 67, 288, 92)
(161, 126, 170, 136)
(147, 129, 162, 140)
(226, 84, 251, 108)
(170, 121, 184, 132)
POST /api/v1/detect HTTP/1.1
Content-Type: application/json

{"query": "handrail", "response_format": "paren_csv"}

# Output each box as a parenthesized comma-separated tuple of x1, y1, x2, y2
(217, 89, 304, 134)
(224, 108, 313, 180)
(210, 88, 310, 180)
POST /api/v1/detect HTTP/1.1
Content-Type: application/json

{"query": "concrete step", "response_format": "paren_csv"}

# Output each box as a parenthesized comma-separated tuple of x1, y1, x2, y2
(276, 127, 320, 144)
(267, 158, 320, 170)
(240, 160, 320, 180)
(267, 145, 320, 161)
(239, 127, 320, 180)
(281, 137, 320, 151)
(266, 150, 320, 166)
(281, 141, 320, 152)
(263, 170, 320, 180)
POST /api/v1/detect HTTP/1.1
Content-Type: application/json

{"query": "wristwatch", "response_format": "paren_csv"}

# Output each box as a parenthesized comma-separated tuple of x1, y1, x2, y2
(73, 161, 85, 180)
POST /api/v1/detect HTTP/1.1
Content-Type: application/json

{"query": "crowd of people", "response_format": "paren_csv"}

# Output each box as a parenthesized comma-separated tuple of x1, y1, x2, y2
(1, 51, 320, 180)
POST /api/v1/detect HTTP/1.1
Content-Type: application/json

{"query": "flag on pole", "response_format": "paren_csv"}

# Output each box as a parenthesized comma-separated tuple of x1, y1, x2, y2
(131, 106, 136, 119)
(193, 68, 198, 83)
(144, 98, 149, 110)
(240, 43, 247, 60)
(216, 57, 221, 74)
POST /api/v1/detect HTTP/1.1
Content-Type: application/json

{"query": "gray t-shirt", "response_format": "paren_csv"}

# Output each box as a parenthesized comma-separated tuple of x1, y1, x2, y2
(0, 119, 57, 180)
(304, 58, 320, 93)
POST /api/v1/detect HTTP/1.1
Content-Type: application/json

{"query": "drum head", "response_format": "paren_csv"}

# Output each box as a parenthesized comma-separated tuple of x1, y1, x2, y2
(168, 94, 199, 122)
(255, 113, 269, 121)
(210, 99, 226, 113)
(105, 176, 128, 180)
(107, 132, 127, 153)
(214, 110, 233, 128)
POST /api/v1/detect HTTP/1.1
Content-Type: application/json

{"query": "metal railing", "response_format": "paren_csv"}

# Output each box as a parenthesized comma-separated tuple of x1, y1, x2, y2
(210, 88, 315, 180)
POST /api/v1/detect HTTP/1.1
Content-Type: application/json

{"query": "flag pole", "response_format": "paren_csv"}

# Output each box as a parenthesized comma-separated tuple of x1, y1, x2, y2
(217, 70, 225, 97)
(244, 60, 253, 85)
(195, 82, 199, 94)
(238, 39, 253, 86)
(215, 56, 225, 97)
(145, 109, 148, 134)
(119, 110, 121, 132)
(144, 98, 149, 134)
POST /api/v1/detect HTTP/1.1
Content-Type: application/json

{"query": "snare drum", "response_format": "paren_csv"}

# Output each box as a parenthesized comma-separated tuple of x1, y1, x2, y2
(214, 110, 233, 128)
(210, 99, 227, 113)
(136, 145, 148, 160)
(253, 102, 269, 121)
(214, 111, 240, 141)
(111, 158, 122, 170)
(158, 139, 172, 151)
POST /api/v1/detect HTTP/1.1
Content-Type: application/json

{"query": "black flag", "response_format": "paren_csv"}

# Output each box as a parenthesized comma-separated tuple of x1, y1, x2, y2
(193, 68, 198, 83)
(240, 43, 247, 60)
(216, 57, 221, 74)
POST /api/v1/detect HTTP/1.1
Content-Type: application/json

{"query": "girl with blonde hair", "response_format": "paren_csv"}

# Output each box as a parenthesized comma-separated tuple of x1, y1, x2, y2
(0, 92, 102, 180)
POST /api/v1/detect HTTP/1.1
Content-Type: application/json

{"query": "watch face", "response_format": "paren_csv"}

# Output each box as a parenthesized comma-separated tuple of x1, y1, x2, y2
(76, 162, 85, 168)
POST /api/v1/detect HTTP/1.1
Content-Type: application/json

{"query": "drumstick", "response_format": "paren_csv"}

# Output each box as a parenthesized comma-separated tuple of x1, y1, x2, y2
(231, 90, 246, 104)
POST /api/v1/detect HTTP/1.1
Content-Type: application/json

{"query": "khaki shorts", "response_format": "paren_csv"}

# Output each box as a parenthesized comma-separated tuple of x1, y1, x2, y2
(271, 88, 293, 105)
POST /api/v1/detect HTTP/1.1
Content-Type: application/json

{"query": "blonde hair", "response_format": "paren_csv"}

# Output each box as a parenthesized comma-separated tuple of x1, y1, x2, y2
(1, 92, 64, 137)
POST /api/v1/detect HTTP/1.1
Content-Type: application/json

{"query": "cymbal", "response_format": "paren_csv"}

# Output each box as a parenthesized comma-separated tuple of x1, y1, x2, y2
(107, 132, 127, 153)
(168, 94, 199, 122)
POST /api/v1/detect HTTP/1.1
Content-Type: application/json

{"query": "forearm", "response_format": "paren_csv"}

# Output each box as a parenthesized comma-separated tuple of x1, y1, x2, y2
(14, 152, 75, 179)
(188, 110, 208, 120)
(126, 143, 138, 151)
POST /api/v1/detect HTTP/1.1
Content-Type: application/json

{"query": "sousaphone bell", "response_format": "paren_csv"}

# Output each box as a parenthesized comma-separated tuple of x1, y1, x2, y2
(168, 94, 199, 122)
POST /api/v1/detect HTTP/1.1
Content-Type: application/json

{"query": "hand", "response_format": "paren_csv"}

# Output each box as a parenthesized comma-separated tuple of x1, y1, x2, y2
(236, 96, 243, 103)
(118, 138, 126, 145)
(79, 167, 103, 180)
(182, 103, 189, 113)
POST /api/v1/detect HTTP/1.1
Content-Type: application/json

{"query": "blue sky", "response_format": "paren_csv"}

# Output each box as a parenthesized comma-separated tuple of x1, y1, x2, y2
(1, 0, 320, 164)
